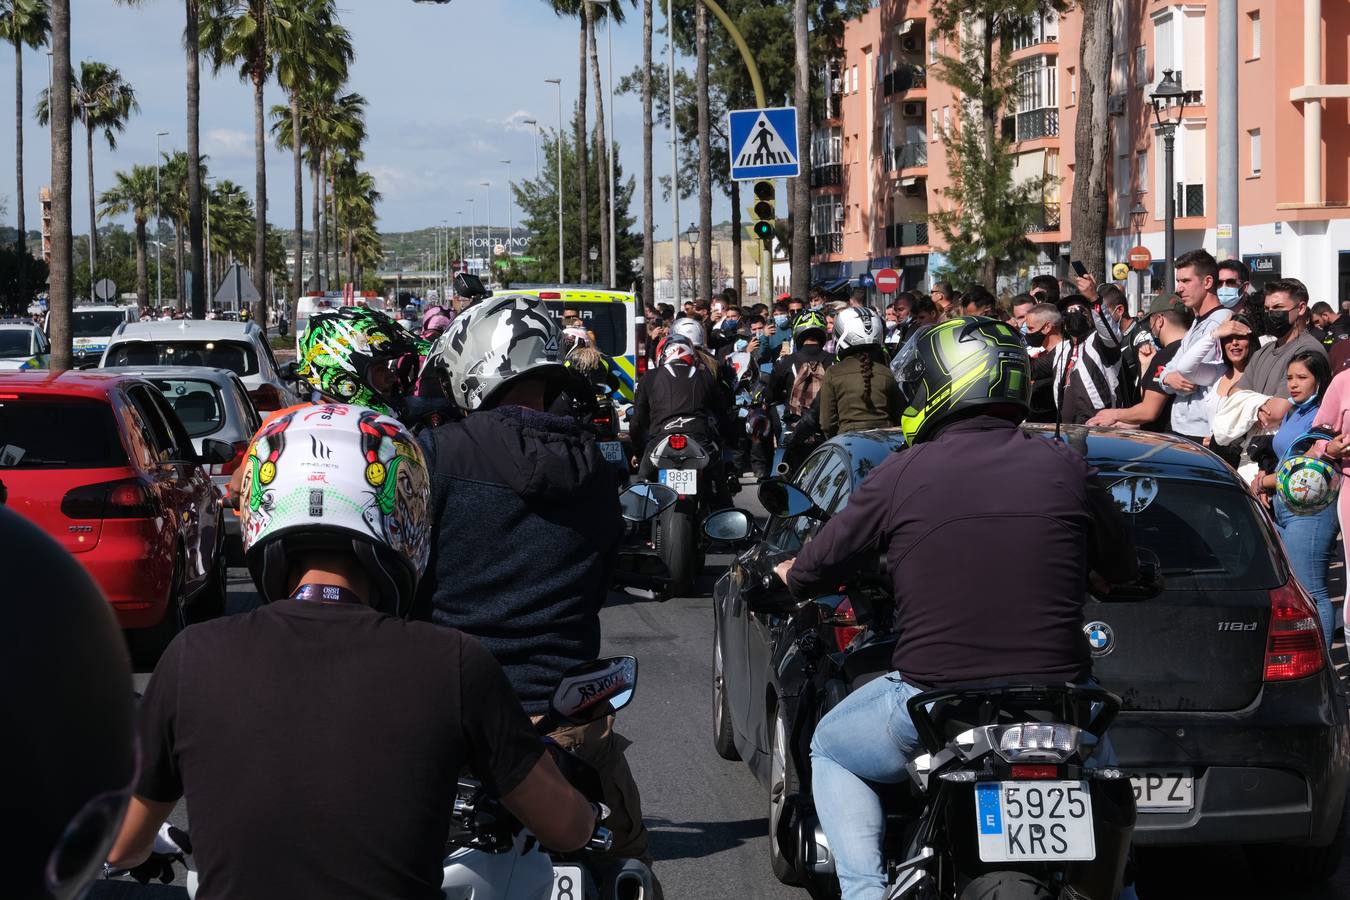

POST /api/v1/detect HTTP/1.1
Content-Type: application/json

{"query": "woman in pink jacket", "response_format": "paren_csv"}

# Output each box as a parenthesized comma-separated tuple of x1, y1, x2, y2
(1311, 367, 1350, 639)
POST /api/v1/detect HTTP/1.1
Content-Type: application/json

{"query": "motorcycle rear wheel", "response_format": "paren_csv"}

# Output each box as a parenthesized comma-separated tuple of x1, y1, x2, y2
(659, 506, 698, 597)
(957, 872, 1054, 900)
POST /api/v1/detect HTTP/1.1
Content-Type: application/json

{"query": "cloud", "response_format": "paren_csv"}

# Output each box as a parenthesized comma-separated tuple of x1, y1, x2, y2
(502, 110, 540, 133)
(202, 128, 252, 159)
(369, 164, 433, 199)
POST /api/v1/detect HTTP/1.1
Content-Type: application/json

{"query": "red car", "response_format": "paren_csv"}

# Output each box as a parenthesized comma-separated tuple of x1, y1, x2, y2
(0, 371, 231, 663)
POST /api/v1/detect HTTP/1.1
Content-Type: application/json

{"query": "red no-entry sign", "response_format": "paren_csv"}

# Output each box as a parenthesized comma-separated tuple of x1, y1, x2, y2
(875, 268, 900, 294)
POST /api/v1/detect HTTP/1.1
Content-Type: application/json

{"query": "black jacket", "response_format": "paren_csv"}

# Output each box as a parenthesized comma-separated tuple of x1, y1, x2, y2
(768, 343, 833, 407)
(787, 416, 1136, 688)
(630, 361, 736, 452)
(417, 407, 623, 715)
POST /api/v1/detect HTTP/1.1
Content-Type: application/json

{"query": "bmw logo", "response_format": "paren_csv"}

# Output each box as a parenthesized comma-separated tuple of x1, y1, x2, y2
(1084, 621, 1115, 658)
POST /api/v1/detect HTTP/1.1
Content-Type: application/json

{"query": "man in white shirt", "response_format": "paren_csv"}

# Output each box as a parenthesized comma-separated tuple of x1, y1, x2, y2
(1157, 249, 1232, 442)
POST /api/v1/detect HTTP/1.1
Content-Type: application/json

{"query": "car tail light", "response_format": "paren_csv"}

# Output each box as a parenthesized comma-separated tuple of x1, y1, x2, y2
(249, 383, 285, 412)
(1264, 581, 1325, 681)
(61, 478, 157, 519)
(1010, 764, 1060, 779)
(669, 434, 687, 450)
(210, 440, 250, 478)
(831, 597, 863, 652)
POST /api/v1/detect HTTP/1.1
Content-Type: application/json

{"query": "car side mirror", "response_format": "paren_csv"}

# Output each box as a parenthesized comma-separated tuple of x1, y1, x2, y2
(619, 483, 678, 522)
(278, 361, 300, 382)
(702, 508, 757, 546)
(199, 438, 236, 466)
(758, 479, 826, 520)
(550, 656, 638, 725)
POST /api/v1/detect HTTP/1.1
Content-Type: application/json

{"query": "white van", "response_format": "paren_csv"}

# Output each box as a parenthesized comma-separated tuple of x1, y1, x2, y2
(46, 304, 140, 367)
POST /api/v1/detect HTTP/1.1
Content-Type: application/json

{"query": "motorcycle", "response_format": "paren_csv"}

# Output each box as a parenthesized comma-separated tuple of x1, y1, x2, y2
(771, 409, 824, 479)
(640, 419, 723, 597)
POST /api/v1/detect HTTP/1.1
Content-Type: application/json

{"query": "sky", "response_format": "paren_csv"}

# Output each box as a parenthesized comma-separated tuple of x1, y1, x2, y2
(0, 0, 729, 247)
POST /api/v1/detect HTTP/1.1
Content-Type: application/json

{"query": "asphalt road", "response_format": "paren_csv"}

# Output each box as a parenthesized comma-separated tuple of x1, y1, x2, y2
(94, 489, 1350, 899)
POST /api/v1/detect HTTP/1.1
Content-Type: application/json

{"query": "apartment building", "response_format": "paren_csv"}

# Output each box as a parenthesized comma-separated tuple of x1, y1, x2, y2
(810, 0, 1350, 305)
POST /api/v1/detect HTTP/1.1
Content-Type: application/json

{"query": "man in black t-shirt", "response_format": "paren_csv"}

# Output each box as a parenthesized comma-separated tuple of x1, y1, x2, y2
(107, 406, 596, 900)
(1087, 302, 1193, 432)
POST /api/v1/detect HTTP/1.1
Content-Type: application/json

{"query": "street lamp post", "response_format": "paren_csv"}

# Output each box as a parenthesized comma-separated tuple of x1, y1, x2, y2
(1129, 198, 1149, 311)
(545, 77, 565, 284)
(155, 130, 169, 306)
(499, 160, 512, 263)
(481, 181, 492, 278)
(442, 219, 449, 297)
(522, 118, 541, 179)
(456, 210, 463, 275)
(466, 198, 476, 276)
(666, 0, 680, 308)
(685, 224, 699, 296)
(1150, 69, 1190, 295)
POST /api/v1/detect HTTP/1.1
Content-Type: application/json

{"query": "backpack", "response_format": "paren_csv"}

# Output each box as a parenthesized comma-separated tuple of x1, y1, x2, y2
(788, 359, 826, 417)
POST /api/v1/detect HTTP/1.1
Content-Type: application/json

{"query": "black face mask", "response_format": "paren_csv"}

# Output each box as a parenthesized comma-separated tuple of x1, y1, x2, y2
(1063, 309, 1093, 340)
(1024, 330, 1047, 348)
(1264, 309, 1294, 337)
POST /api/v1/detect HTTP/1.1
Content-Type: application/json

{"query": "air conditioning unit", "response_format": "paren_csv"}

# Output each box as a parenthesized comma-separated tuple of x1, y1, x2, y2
(1107, 94, 1126, 116)
(901, 35, 920, 52)
(902, 101, 923, 118)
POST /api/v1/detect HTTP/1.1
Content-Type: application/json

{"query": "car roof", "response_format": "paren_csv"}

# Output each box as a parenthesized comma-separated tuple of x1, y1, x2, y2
(109, 320, 259, 340)
(97, 365, 241, 385)
(820, 423, 1243, 489)
(0, 370, 143, 400)
(0, 321, 38, 329)
(511, 287, 636, 304)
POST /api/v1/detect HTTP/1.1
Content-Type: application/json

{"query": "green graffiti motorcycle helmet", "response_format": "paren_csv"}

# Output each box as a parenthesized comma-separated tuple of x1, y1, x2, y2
(891, 315, 1030, 446)
(297, 306, 424, 415)
(793, 311, 828, 344)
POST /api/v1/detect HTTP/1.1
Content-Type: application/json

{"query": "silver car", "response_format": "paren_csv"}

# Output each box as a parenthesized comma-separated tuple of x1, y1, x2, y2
(100, 366, 262, 560)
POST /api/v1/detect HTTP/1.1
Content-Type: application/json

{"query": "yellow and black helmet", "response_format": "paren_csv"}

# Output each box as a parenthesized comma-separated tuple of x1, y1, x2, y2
(891, 316, 1030, 446)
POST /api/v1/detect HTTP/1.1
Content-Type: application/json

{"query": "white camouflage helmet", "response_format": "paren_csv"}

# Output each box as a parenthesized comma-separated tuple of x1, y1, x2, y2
(429, 293, 566, 411)
(670, 316, 707, 349)
(833, 305, 885, 354)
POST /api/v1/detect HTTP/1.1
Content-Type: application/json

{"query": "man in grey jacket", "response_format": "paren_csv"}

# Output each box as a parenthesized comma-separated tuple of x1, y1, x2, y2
(1157, 249, 1232, 442)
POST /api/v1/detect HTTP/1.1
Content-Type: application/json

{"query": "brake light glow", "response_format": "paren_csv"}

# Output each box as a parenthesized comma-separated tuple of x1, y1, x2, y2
(668, 434, 688, 450)
(249, 383, 285, 412)
(831, 597, 863, 652)
(61, 478, 158, 520)
(1010, 764, 1060, 779)
(1263, 581, 1326, 682)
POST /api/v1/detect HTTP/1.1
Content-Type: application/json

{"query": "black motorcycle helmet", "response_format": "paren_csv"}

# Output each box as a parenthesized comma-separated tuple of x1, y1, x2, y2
(892, 315, 1031, 446)
(1, 507, 136, 899)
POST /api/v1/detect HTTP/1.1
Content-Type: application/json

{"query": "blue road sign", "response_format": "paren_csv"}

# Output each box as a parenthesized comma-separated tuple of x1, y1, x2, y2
(728, 107, 800, 181)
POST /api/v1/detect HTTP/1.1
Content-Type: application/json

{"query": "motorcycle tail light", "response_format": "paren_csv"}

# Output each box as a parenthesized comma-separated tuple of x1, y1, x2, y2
(831, 597, 863, 652)
(1263, 581, 1325, 682)
(993, 723, 1081, 763)
(669, 434, 687, 450)
(1010, 764, 1060, 779)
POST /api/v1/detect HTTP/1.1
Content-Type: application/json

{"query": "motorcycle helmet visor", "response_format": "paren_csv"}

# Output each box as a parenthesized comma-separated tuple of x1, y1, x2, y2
(892, 324, 935, 406)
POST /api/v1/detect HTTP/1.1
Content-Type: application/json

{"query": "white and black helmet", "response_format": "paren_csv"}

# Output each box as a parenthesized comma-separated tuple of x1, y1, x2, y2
(428, 293, 566, 411)
(833, 306, 885, 354)
(670, 316, 707, 349)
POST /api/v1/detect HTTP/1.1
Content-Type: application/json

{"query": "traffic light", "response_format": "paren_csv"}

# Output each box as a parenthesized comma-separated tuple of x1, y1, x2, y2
(750, 180, 775, 243)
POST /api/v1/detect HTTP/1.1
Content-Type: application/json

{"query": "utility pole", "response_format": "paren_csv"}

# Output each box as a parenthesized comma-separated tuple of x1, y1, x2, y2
(546, 78, 565, 284)
(1215, 0, 1239, 261)
(155, 130, 169, 306)
(667, 0, 680, 309)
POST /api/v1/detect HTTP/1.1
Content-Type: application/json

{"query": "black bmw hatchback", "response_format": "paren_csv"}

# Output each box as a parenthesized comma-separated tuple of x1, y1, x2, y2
(707, 424, 1350, 889)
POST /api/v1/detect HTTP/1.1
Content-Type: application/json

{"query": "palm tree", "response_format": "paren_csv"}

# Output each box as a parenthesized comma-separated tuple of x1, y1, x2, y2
(694, 0, 711, 302)
(98, 164, 157, 305)
(207, 178, 253, 284)
(790, 0, 810, 302)
(46, 0, 71, 371)
(275, 0, 350, 312)
(201, 0, 310, 323)
(640, 0, 653, 305)
(0, 0, 49, 254)
(160, 151, 209, 310)
(38, 61, 138, 292)
(309, 92, 365, 285)
(585, 0, 611, 287)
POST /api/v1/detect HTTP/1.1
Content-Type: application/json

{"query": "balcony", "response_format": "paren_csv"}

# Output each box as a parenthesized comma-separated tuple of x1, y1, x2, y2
(883, 64, 928, 97)
(1026, 202, 1062, 234)
(885, 221, 929, 248)
(822, 88, 843, 122)
(1015, 108, 1059, 141)
(890, 142, 928, 170)
(813, 232, 843, 255)
(811, 163, 843, 188)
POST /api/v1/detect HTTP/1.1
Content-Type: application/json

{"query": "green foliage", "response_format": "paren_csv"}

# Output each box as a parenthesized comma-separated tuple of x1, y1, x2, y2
(0, 0, 50, 52)
(0, 244, 47, 314)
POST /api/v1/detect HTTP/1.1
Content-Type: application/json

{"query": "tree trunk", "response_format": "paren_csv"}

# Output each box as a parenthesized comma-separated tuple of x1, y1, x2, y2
(346, 228, 353, 287)
(641, 0, 654, 305)
(85, 120, 97, 296)
(790, 0, 811, 302)
(577, 13, 590, 284)
(186, 0, 205, 318)
(331, 174, 340, 283)
(1071, 0, 1113, 282)
(730, 180, 743, 300)
(252, 70, 268, 324)
(311, 158, 320, 291)
(14, 37, 25, 253)
(48, 0, 72, 371)
(318, 150, 328, 286)
(134, 217, 148, 306)
(174, 220, 185, 310)
(587, 6, 610, 288)
(978, 15, 998, 289)
(290, 91, 303, 314)
(695, 1, 712, 302)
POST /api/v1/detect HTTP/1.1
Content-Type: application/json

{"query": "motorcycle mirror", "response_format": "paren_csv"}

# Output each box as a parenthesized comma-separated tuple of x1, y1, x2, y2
(758, 479, 824, 520)
(551, 656, 638, 725)
(278, 360, 300, 382)
(619, 483, 678, 522)
(702, 508, 756, 544)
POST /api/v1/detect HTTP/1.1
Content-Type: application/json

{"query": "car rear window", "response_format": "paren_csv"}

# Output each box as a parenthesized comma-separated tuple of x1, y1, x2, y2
(541, 301, 629, 358)
(0, 330, 32, 358)
(104, 340, 258, 376)
(1107, 475, 1282, 591)
(143, 378, 226, 437)
(71, 310, 128, 338)
(0, 397, 125, 468)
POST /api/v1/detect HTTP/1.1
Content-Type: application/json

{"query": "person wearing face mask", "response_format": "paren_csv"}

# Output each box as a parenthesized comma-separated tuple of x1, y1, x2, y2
(1086, 299, 1193, 432)
(1215, 259, 1252, 313)
(884, 293, 915, 355)
(1027, 292, 1126, 425)
(1022, 302, 1062, 422)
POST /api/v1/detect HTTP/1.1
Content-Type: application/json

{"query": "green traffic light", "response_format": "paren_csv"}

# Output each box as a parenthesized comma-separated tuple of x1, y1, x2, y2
(753, 220, 774, 240)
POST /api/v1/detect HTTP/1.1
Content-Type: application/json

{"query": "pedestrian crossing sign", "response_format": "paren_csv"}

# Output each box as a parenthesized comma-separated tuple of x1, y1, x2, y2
(728, 107, 800, 181)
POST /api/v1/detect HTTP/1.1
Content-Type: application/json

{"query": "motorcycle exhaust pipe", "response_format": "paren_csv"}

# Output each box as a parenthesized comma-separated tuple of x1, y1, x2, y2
(609, 858, 656, 900)
(775, 460, 791, 476)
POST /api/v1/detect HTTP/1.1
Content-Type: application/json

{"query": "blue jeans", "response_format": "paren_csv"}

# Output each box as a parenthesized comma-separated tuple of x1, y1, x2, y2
(1273, 496, 1340, 647)
(811, 672, 1134, 900)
